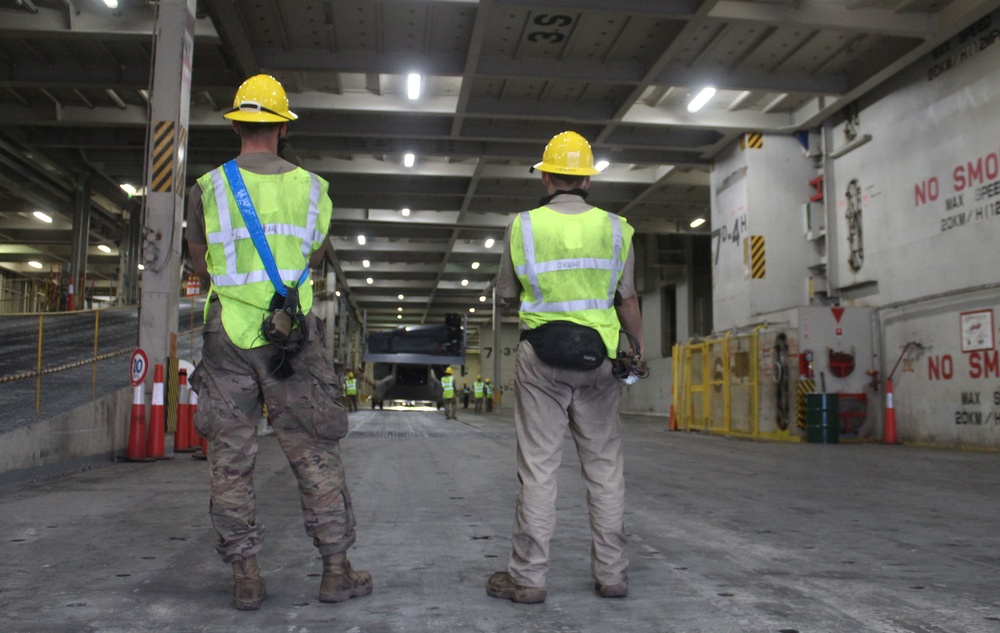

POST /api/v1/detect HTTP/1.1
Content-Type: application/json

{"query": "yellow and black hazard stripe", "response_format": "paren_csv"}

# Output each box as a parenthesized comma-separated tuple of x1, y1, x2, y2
(739, 131, 763, 150)
(750, 235, 765, 279)
(151, 121, 175, 193)
(796, 379, 814, 429)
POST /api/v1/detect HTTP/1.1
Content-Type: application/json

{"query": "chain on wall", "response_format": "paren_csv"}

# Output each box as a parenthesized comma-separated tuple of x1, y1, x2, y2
(846, 179, 864, 273)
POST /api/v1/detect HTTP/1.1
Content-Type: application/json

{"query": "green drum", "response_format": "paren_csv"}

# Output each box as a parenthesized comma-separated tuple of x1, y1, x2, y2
(805, 393, 839, 444)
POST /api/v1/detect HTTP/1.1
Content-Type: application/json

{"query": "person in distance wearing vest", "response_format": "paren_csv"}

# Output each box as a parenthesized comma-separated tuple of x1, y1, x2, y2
(473, 375, 485, 413)
(344, 372, 358, 412)
(441, 366, 457, 420)
(486, 131, 644, 604)
(484, 378, 493, 412)
(185, 74, 371, 611)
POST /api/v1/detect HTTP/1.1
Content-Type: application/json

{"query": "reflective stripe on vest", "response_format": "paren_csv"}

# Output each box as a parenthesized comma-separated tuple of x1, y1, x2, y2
(511, 205, 633, 357)
(345, 379, 357, 395)
(515, 209, 624, 313)
(474, 381, 484, 397)
(442, 375, 455, 398)
(198, 165, 332, 349)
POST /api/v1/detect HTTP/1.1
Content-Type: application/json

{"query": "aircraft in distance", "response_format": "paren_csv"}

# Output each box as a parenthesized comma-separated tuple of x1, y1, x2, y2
(363, 313, 465, 409)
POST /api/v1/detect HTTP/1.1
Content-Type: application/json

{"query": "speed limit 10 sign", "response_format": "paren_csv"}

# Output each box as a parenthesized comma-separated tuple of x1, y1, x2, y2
(130, 349, 149, 387)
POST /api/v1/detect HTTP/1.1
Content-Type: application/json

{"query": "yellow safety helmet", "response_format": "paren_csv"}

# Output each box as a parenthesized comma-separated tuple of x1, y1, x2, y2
(224, 74, 298, 123)
(485, 378, 490, 383)
(445, 367, 453, 374)
(531, 131, 600, 176)
(348, 372, 354, 378)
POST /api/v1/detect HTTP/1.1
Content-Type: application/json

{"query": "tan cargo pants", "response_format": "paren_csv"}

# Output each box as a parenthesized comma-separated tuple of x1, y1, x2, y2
(506, 340, 628, 588)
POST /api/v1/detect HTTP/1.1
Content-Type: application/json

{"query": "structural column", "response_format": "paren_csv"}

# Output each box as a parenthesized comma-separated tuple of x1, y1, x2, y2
(138, 0, 196, 371)
(69, 173, 92, 311)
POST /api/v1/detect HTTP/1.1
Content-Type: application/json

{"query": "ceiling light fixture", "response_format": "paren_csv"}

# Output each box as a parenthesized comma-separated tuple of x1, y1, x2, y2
(28, 261, 43, 269)
(471, 262, 480, 270)
(594, 160, 610, 172)
(33, 211, 52, 224)
(366, 277, 373, 284)
(687, 87, 717, 113)
(461, 279, 469, 287)
(401, 207, 411, 217)
(97, 244, 112, 253)
(397, 307, 403, 312)
(398, 294, 405, 300)
(484, 238, 495, 249)
(469, 308, 475, 313)
(103, 0, 118, 8)
(120, 183, 137, 196)
(335, 291, 341, 297)
(137, 264, 145, 271)
(397, 315, 402, 320)
(690, 217, 707, 228)
(357, 235, 366, 245)
(403, 153, 415, 168)
(479, 296, 486, 302)
(407, 73, 422, 100)
(362, 259, 370, 268)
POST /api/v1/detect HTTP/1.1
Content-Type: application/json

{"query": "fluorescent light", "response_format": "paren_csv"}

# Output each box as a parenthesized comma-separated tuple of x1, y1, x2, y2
(28, 261, 43, 269)
(484, 238, 495, 249)
(366, 277, 373, 284)
(471, 262, 480, 270)
(401, 207, 411, 217)
(479, 296, 486, 302)
(461, 279, 469, 286)
(120, 183, 137, 196)
(103, 0, 118, 8)
(687, 87, 716, 113)
(403, 153, 415, 168)
(97, 244, 112, 253)
(33, 211, 52, 224)
(398, 294, 404, 300)
(690, 217, 706, 228)
(407, 73, 422, 100)
(362, 259, 370, 268)
(594, 160, 610, 172)
(357, 235, 366, 245)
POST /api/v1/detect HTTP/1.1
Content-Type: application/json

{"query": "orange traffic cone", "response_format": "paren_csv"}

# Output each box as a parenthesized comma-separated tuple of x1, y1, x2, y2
(668, 404, 677, 431)
(884, 378, 898, 444)
(146, 364, 166, 459)
(174, 369, 195, 452)
(126, 385, 152, 461)
(191, 388, 208, 460)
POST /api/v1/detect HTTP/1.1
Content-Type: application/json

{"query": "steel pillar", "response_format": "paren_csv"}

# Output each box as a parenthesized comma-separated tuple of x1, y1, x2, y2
(138, 0, 196, 370)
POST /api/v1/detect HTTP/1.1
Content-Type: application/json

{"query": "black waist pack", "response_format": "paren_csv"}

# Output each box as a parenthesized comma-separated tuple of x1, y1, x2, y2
(521, 321, 607, 370)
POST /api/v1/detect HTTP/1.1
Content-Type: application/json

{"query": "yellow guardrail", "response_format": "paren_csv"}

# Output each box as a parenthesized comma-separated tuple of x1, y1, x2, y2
(673, 326, 798, 442)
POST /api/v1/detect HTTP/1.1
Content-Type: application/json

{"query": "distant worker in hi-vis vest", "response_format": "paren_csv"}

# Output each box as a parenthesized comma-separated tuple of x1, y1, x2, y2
(185, 74, 372, 611)
(344, 372, 358, 412)
(484, 378, 493, 412)
(441, 366, 457, 420)
(473, 376, 485, 413)
(487, 131, 644, 604)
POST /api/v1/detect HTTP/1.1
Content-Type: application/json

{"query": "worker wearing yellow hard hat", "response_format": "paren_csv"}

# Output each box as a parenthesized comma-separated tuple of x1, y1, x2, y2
(483, 378, 494, 413)
(185, 74, 371, 611)
(487, 131, 644, 604)
(473, 375, 485, 413)
(344, 372, 358, 413)
(441, 366, 457, 420)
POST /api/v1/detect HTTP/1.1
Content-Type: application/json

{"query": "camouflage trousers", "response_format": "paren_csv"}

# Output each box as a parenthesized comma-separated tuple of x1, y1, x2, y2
(191, 304, 356, 563)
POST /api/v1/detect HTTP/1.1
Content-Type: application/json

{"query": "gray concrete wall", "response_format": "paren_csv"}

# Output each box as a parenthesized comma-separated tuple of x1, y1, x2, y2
(0, 386, 131, 484)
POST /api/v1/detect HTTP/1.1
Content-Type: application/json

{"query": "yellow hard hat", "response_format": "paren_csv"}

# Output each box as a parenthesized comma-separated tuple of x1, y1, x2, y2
(224, 74, 298, 123)
(477, 375, 482, 380)
(485, 378, 490, 383)
(348, 372, 354, 378)
(532, 131, 599, 176)
(445, 367, 453, 374)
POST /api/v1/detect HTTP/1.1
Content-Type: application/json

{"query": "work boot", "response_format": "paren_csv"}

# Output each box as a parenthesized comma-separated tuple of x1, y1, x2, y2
(318, 553, 373, 603)
(231, 556, 266, 610)
(595, 579, 628, 598)
(486, 571, 546, 604)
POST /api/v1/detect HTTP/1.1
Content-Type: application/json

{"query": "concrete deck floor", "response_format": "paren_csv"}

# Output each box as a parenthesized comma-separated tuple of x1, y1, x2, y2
(2, 408, 1000, 633)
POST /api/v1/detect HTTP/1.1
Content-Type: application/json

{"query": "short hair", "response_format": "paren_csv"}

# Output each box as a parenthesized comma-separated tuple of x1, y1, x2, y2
(548, 173, 587, 189)
(235, 121, 281, 139)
